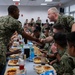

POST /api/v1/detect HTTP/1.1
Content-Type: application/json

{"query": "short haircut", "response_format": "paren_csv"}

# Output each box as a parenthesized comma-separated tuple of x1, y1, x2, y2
(66, 32, 75, 47)
(48, 7, 59, 14)
(53, 32, 67, 48)
(53, 23, 64, 31)
(35, 26, 41, 32)
(45, 27, 50, 30)
(33, 29, 39, 33)
(8, 5, 18, 14)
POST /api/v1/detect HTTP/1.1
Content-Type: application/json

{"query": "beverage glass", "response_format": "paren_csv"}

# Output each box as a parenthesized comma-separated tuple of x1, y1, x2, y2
(19, 58, 25, 70)
(19, 65, 24, 70)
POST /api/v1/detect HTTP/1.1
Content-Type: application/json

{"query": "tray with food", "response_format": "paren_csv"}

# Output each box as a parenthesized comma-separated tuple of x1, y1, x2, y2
(34, 49, 42, 56)
(33, 46, 39, 51)
(33, 57, 41, 64)
(33, 57, 49, 64)
(4, 67, 26, 75)
(8, 59, 19, 66)
(4, 68, 17, 75)
(9, 47, 21, 52)
(9, 54, 20, 59)
(34, 65, 55, 74)
(12, 41, 19, 47)
(33, 46, 41, 55)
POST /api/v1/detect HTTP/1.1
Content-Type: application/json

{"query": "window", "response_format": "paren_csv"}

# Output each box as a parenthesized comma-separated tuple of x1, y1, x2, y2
(70, 5, 75, 12)
(64, 7, 69, 15)
(64, 7, 69, 13)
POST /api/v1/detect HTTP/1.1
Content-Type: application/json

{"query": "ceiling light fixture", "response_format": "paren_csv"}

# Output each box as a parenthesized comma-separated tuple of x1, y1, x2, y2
(45, 0, 52, 2)
(41, 3, 47, 5)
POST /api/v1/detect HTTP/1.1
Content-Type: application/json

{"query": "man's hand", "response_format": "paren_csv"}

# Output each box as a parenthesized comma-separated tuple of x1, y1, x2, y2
(40, 36, 53, 43)
(36, 38, 45, 46)
(51, 43, 57, 53)
(40, 39, 46, 44)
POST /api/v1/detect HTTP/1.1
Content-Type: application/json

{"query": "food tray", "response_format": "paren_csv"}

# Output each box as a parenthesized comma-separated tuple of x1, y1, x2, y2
(34, 65, 55, 74)
(8, 59, 19, 66)
(33, 57, 49, 64)
(4, 67, 26, 75)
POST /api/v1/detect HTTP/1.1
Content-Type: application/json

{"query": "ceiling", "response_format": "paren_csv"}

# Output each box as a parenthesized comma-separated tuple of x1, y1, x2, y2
(0, 0, 72, 6)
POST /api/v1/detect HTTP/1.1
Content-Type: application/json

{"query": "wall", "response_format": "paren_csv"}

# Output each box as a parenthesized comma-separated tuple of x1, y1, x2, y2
(0, 5, 50, 26)
(63, 0, 75, 7)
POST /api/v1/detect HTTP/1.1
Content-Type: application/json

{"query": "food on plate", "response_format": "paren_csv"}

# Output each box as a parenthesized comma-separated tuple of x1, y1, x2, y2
(33, 46, 39, 51)
(34, 65, 55, 74)
(33, 46, 42, 56)
(36, 69, 44, 74)
(35, 65, 42, 68)
(33, 57, 41, 64)
(34, 65, 42, 70)
(13, 42, 19, 47)
(10, 55, 15, 58)
(43, 66, 51, 71)
(10, 60, 18, 64)
(9, 47, 18, 52)
(34, 65, 44, 74)
(8, 60, 18, 65)
(10, 54, 19, 58)
(34, 50, 42, 56)
(7, 68, 17, 75)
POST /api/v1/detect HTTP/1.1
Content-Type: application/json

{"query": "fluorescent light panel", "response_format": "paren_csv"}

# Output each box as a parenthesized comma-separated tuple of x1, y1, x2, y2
(45, 0, 52, 2)
(13, 0, 20, 1)
(41, 3, 47, 5)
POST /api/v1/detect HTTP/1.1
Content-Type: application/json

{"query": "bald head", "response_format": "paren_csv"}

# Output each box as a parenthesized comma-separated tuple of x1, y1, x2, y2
(48, 7, 59, 22)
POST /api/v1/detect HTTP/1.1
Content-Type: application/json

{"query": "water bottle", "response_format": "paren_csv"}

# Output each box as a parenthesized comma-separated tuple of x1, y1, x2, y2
(27, 41, 34, 60)
(29, 46, 34, 61)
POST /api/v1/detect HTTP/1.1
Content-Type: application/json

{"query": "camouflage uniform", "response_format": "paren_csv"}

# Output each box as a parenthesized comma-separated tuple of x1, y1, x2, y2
(58, 48, 66, 57)
(53, 51, 75, 75)
(0, 15, 23, 70)
(36, 20, 41, 24)
(36, 20, 42, 27)
(56, 15, 75, 32)
(48, 48, 66, 62)
(39, 33, 50, 51)
(39, 32, 46, 39)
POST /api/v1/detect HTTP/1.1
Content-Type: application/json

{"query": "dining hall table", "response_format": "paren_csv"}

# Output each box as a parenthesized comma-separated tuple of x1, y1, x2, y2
(4, 43, 43, 75)
(4, 40, 56, 75)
